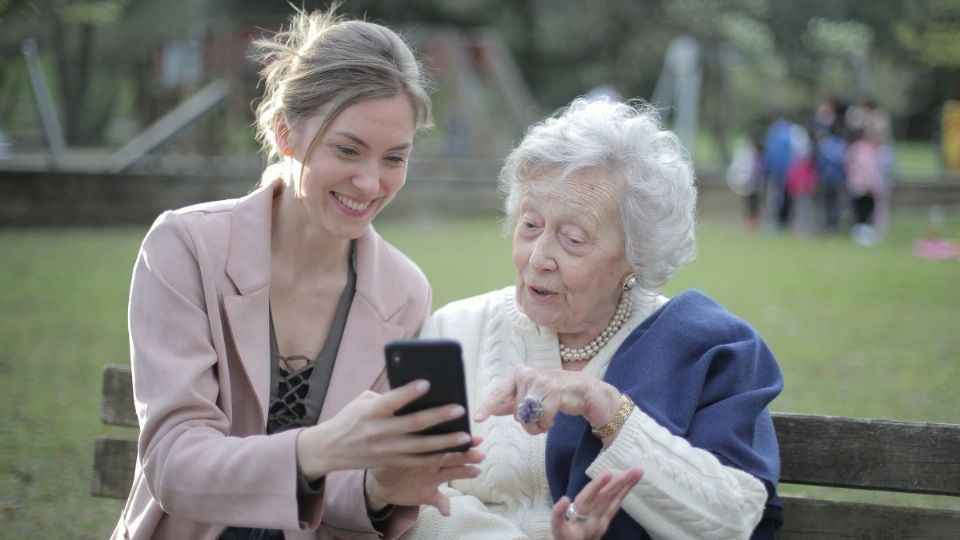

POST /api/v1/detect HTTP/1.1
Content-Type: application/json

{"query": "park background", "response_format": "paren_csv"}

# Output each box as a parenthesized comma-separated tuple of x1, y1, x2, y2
(1, 0, 959, 538)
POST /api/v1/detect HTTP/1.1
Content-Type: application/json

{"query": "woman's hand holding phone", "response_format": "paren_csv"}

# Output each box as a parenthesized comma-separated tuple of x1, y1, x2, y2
(296, 380, 477, 480)
(363, 339, 483, 513)
(296, 339, 484, 514)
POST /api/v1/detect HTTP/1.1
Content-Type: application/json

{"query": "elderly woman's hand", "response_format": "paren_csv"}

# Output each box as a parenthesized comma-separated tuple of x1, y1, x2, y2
(551, 468, 644, 540)
(474, 365, 623, 436)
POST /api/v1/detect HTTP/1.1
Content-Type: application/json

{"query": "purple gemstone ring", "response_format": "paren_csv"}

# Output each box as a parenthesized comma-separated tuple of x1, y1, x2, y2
(515, 395, 544, 425)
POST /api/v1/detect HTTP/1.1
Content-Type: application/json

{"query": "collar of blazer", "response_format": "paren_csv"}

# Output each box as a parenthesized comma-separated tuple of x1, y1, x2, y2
(222, 178, 411, 423)
(224, 178, 408, 320)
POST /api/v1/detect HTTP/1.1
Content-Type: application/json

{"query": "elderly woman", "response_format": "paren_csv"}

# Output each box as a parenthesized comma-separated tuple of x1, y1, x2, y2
(403, 99, 783, 539)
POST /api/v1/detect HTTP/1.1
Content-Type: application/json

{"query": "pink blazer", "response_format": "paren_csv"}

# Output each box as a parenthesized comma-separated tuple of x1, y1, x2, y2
(112, 180, 431, 540)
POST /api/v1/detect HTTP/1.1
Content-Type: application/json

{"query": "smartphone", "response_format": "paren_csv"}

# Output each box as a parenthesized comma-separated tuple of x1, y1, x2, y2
(385, 339, 471, 453)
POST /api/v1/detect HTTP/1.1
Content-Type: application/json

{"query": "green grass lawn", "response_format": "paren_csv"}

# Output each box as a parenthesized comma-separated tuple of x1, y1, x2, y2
(1, 210, 958, 538)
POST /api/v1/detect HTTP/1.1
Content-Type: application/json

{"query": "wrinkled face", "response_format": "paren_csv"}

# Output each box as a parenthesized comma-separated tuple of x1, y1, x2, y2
(283, 94, 416, 240)
(512, 170, 633, 341)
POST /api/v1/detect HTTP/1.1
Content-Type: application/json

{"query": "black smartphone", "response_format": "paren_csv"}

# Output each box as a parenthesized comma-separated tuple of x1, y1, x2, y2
(385, 339, 471, 453)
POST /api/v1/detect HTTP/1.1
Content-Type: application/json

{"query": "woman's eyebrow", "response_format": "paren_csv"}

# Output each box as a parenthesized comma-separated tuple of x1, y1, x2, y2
(332, 131, 412, 152)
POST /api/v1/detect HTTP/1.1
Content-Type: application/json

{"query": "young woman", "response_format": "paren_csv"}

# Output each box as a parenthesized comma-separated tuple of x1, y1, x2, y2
(113, 8, 482, 539)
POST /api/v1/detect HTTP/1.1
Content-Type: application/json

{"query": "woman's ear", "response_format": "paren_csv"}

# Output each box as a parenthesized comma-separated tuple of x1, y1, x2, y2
(274, 111, 293, 156)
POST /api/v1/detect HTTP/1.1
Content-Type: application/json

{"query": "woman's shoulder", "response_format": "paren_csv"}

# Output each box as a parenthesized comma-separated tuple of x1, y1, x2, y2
(139, 184, 272, 284)
(621, 289, 782, 389)
(145, 181, 270, 244)
(656, 289, 758, 342)
(142, 199, 233, 250)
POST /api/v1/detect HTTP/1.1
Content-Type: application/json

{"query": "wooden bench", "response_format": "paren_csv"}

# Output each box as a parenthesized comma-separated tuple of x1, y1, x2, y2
(93, 364, 960, 537)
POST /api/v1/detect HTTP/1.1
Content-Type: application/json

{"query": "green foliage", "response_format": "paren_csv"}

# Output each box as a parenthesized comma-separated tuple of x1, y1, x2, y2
(896, 0, 960, 67)
(719, 12, 775, 54)
(2, 0, 956, 151)
(803, 17, 873, 55)
(665, 0, 768, 40)
(59, 0, 128, 25)
(897, 22, 960, 67)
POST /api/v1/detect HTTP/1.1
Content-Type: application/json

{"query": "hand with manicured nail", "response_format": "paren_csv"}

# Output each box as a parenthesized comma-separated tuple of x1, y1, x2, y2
(295, 380, 485, 512)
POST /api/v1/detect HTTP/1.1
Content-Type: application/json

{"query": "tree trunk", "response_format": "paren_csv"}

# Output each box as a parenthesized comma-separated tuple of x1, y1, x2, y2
(48, 1, 97, 145)
(703, 41, 730, 165)
(47, 2, 71, 140)
(66, 23, 95, 143)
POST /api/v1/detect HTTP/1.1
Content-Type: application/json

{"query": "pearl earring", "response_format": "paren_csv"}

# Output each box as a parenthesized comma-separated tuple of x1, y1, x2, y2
(621, 273, 638, 292)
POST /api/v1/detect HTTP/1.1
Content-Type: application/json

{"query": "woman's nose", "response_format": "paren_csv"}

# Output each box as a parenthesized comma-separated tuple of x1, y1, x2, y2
(352, 161, 379, 193)
(528, 237, 557, 272)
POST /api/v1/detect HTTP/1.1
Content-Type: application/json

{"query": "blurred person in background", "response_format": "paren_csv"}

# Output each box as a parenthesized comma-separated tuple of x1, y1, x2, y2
(764, 113, 794, 231)
(815, 123, 849, 233)
(113, 7, 483, 540)
(864, 98, 895, 238)
(846, 128, 884, 246)
(402, 99, 784, 540)
(844, 95, 871, 135)
(813, 94, 838, 139)
(785, 123, 816, 236)
(726, 122, 766, 232)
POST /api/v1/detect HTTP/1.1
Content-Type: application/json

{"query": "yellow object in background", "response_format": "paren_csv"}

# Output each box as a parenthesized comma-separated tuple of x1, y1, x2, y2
(943, 100, 960, 172)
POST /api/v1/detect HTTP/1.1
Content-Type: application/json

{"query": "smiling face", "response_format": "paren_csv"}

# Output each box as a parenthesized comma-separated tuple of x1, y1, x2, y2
(512, 169, 634, 345)
(282, 93, 416, 240)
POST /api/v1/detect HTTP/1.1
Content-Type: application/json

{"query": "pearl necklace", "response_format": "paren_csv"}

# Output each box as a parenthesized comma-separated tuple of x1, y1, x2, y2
(558, 292, 632, 362)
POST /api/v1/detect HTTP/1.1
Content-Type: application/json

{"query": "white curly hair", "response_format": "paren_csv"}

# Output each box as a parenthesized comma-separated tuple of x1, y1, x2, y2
(499, 98, 698, 293)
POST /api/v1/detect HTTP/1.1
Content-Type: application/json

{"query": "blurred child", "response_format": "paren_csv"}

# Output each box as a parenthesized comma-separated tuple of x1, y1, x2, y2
(764, 115, 794, 230)
(786, 124, 816, 236)
(726, 139, 765, 231)
(815, 125, 848, 233)
(845, 129, 884, 246)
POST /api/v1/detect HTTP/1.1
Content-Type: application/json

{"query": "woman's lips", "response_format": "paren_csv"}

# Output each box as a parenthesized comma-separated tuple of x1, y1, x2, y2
(528, 284, 557, 299)
(332, 192, 375, 216)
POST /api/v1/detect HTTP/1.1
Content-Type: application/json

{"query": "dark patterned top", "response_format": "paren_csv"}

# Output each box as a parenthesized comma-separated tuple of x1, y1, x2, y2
(219, 242, 356, 539)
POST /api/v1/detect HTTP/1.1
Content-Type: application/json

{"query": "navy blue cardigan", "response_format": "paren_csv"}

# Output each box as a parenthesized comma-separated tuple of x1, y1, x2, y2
(545, 290, 783, 539)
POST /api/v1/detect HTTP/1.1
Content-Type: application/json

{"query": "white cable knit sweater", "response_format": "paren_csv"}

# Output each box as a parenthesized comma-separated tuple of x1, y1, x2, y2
(402, 287, 768, 540)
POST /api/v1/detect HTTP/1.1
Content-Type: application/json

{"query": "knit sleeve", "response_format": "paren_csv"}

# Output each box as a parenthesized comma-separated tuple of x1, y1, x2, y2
(399, 485, 529, 540)
(585, 408, 767, 540)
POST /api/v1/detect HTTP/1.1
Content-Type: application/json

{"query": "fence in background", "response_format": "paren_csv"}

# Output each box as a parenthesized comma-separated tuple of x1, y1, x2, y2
(2, 167, 959, 227)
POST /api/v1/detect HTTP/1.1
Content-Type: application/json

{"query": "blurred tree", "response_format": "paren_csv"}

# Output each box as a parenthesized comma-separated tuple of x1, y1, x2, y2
(0, 0, 130, 144)
(660, 0, 772, 162)
(1, 0, 954, 155)
(896, 0, 960, 102)
(897, 3, 960, 69)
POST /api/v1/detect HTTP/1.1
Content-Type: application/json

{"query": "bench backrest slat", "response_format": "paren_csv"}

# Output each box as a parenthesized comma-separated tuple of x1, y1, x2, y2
(92, 438, 137, 499)
(774, 413, 960, 496)
(100, 364, 137, 428)
(779, 496, 960, 539)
